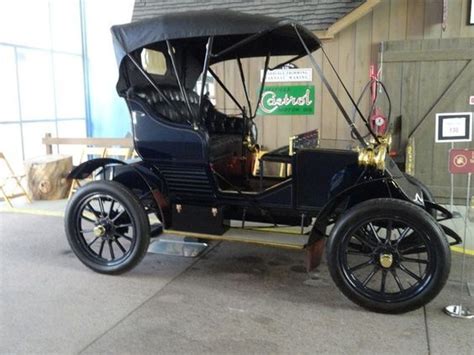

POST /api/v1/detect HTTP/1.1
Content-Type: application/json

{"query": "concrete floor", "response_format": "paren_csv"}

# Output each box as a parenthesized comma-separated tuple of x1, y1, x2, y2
(0, 200, 473, 354)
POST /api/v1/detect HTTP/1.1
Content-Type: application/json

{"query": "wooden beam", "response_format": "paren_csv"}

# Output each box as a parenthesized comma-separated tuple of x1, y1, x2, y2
(313, 30, 334, 40)
(44, 133, 53, 155)
(42, 136, 133, 147)
(326, 0, 381, 37)
(313, 0, 380, 41)
(384, 49, 474, 63)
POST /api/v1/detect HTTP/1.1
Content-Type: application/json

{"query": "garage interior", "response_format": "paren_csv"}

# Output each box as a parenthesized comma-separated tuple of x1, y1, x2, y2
(1, 0, 473, 354)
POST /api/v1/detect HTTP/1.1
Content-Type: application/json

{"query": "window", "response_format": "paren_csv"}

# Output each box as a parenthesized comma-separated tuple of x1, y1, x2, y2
(0, 0, 87, 165)
(0, 46, 20, 122)
(22, 121, 57, 159)
(0, 124, 23, 172)
(0, 0, 51, 49)
(49, 0, 82, 54)
(53, 53, 86, 118)
(17, 48, 55, 120)
(141, 49, 167, 75)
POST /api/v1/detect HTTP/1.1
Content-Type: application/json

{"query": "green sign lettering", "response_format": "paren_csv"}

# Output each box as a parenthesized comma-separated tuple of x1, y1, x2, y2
(257, 85, 315, 116)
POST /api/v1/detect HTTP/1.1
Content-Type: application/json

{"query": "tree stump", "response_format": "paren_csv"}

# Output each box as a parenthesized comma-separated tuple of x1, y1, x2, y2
(25, 155, 73, 200)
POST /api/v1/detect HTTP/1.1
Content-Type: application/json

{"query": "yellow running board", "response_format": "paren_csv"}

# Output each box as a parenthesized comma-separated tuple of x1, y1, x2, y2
(451, 246, 474, 256)
(163, 227, 306, 250)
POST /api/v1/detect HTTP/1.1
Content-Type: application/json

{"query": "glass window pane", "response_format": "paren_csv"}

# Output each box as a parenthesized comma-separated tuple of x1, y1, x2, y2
(0, 0, 50, 49)
(22, 122, 57, 160)
(57, 119, 86, 138)
(54, 54, 85, 118)
(57, 119, 87, 165)
(141, 49, 167, 75)
(17, 49, 55, 120)
(0, 46, 20, 122)
(0, 123, 24, 172)
(50, 0, 82, 54)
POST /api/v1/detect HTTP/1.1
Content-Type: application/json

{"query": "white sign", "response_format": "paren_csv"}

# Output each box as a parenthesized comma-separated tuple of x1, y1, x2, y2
(260, 68, 312, 82)
(470, 0, 474, 24)
(435, 112, 472, 143)
(442, 117, 466, 137)
(470, 96, 474, 105)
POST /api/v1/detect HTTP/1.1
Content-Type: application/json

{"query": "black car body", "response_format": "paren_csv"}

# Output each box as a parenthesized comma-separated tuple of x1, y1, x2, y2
(65, 10, 461, 314)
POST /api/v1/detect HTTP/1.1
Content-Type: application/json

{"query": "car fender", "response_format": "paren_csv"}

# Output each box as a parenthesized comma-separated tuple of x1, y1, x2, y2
(68, 158, 126, 179)
(306, 177, 403, 247)
(68, 158, 170, 228)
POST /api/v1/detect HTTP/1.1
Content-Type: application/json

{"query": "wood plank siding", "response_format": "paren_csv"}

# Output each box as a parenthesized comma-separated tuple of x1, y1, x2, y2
(210, 0, 473, 152)
(382, 38, 474, 201)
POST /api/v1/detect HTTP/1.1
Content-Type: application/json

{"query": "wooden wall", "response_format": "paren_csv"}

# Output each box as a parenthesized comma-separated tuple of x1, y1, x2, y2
(213, 0, 474, 151)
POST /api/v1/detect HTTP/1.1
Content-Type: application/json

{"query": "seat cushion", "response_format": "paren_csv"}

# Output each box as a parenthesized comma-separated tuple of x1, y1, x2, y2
(209, 134, 242, 160)
(134, 86, 201, 125)
(130, 86, 245, 160)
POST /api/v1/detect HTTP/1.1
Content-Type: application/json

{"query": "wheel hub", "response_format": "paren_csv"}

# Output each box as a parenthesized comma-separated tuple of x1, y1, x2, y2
(93, 225, 106, 237)
(379, 253, 394, 268)
(94, 219, 116, 240)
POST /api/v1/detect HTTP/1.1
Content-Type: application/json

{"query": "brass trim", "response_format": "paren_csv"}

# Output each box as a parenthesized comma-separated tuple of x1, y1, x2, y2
(379, 253, 393, 268)
(243, 135, 259, 153)
(357, 134, 391, 171)
(289, 135, 296, 156)
(93, 225, 106, 237)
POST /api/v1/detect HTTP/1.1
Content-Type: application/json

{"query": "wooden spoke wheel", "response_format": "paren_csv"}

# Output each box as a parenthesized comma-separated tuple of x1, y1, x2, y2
(65, 181, 150, 274)
(327, 198, 450, 314)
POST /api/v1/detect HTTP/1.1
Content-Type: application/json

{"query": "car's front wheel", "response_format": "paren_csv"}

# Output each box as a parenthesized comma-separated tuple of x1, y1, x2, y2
(326, 198, 450, 313)
(65, 181, 150, 274)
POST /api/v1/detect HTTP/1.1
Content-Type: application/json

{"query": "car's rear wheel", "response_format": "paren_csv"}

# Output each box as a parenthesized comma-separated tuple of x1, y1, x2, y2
(65, 181, 150, 274)
(326, 198, 450, 313)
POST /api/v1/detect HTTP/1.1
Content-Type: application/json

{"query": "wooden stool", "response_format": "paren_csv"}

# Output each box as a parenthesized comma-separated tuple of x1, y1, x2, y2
(25, 155, 73, 200)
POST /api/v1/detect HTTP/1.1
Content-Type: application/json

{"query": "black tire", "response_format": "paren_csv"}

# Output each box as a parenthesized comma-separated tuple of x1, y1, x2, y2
(65, 181, 150, 274)
(404, 173, 436, 217)
(326, 198, 450, 314)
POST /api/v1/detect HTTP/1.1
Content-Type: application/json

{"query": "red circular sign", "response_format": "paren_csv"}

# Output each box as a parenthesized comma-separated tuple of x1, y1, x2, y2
(449, 149, 474, 174)
(453, 154, 467, 168)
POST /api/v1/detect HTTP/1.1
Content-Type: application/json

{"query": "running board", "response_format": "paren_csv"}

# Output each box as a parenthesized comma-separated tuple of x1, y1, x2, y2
(162, 227, 307, 250)
(150, 224, 164, 238)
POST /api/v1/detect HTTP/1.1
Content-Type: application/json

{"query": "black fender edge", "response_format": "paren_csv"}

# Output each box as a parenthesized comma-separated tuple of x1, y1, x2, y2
(306, 177, 398, 248)
(424, 201, 453, 221)
(67, 158, 169, 229)
(68, 158, 126, 179)
(439, 224, 462, 246)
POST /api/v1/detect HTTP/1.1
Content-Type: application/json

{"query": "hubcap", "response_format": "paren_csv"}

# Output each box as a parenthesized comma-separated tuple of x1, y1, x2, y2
(93, 225, 106, 237)
(379, 253, 393, 268)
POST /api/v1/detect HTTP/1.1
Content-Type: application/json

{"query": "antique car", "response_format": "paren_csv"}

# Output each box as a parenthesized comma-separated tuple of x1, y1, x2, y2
(65, 10, 462, 314)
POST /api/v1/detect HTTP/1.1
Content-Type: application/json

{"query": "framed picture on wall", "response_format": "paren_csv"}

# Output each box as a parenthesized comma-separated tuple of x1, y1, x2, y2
(470, 0, 474, 25)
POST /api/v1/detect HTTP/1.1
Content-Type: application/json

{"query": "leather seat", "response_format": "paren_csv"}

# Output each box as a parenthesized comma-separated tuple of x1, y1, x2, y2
(209, 134, 242, 160)
(130, 86, 243, 160)
(134, 86, 200, 125)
